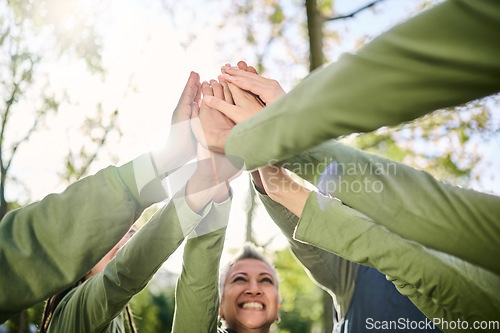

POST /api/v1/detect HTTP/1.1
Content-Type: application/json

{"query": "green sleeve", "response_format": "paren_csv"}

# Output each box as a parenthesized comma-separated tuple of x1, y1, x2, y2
(294, 192, 500, 331)
(47, 188, 204, 332)
(226, 0, 500, 169)
(278, 139, 500, 275)
(171, 199, 231, 333)
(0, 158, 159, 322)
(256, 191, 356, 320)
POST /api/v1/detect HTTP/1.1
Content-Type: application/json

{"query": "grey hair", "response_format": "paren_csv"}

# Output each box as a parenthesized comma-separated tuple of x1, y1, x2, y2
(218, 243, 280, 300)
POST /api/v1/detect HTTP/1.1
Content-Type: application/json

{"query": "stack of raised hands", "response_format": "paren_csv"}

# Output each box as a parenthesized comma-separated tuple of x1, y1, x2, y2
(193, 61, 285, 153)
(185, 61, 310, 217)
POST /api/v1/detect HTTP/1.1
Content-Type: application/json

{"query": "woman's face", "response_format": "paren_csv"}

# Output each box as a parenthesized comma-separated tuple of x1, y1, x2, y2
(219, 258, 281, 332)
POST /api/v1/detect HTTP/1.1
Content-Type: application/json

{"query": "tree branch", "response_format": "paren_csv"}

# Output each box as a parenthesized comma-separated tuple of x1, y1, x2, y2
(325, 0, 386, 22)
(3, 59, 37, 175)
(1, 81, 21, 174)
(6, 116, 41, 173)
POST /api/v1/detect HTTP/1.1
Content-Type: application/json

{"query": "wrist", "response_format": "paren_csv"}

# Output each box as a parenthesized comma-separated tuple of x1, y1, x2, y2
(192, 155, 219, 183)
(185, 172, 227, 213)
(153, 120, 196, 175)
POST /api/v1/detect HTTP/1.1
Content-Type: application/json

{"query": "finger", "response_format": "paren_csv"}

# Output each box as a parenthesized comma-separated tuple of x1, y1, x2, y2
(237, 60, 248, 71)
(210, 79, 224, 100)
(191, 101, 200, 119)
(218, 75, 234, 104)
(226, 81, 250, 103)
(190, 107, 206, 147)
(221, 64, 232, 75)
(247, 66, 258, 74)
(194, 78, 202, 105)
(178, 71, 200, 104)
(201, 81, 213, 97)
(227, 81, 265, 110)
(235, 61, 258, 75)
(221, 74, 266, 102)
(221, 67, 262, 80)
(203, 95, 245, 124)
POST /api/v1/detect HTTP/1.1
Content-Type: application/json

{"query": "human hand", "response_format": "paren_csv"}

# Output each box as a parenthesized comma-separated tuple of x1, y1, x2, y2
(221, 61, 286, 105)
(191, 80, 235, 153)
(203, 76, 265, 124)
(197, 80, 242, 183)
(186, 81, 242, 210)
(202, 63, 265, 124)
(152, 72, 201, 175)
(172, 71, 202, 124)
(203, 62, 286, 124)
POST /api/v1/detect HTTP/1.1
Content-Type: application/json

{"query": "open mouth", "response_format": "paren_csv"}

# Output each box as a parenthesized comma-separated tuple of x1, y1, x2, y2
(240, 302, 265, 310)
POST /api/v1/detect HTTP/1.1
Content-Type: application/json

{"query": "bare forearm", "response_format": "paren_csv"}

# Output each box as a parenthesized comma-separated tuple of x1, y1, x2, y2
(258, 167, 311, 217)
(185, 170, 228, 213)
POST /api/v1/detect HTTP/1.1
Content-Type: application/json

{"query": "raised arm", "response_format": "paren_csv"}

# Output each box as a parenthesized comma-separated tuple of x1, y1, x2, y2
(254, 165, 500, 329)
(274, 138, 500, 276)
(0, 73, 203, 322)
(47, 80, 237, 331)
(172, 79, 239, 333)
(171, 201, 230, 333)
(295, 190, 500, 330)
(252, 168, 357, 319)
(224, 1, 500, 169)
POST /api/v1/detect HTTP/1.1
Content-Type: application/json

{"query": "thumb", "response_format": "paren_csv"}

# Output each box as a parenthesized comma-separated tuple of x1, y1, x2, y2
(190, 105, 207, 147)
(191, 102, 200, 118)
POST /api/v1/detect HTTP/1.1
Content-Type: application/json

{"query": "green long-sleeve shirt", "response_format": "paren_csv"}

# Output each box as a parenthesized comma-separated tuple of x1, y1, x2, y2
(170, 193, 232, 333)
(256, 191, 357, 321)
(226, 0, 500, 169)
(294, 193, 500, 332)
(278, 139, 500, 276)
(0, 149, 194, 323)
(271, 140, 500, 330)
(0, 154, 164, 323)
(224, 0, 500, 276)
(47, 189, 231, 332)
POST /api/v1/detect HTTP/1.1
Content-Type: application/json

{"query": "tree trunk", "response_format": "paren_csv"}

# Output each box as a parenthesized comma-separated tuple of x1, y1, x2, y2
(17, 310, 26, 333)
(0, 166, 7, 220)
(245, 178, 256, 244)
(305, 0, 325, 71)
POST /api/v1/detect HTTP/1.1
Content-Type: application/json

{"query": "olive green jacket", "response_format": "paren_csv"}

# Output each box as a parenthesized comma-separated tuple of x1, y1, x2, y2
(274, 142, 500, 332)
(47, 189, 231, 332)
(225, 0, 500, 275)
(0, 154, 163, 323)
(171, 226, 228, 333)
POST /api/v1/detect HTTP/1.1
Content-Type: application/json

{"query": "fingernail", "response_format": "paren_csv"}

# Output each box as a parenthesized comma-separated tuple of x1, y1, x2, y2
(204, 95, 213, 103)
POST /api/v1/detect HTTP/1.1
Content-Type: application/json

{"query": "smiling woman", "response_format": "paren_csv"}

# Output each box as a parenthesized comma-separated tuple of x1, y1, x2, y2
(171, 241, 282, 333)
(218, 246, 282, 333)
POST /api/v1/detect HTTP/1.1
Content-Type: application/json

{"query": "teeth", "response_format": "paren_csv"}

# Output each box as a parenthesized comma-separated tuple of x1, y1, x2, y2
(242, 302, 263, 309)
